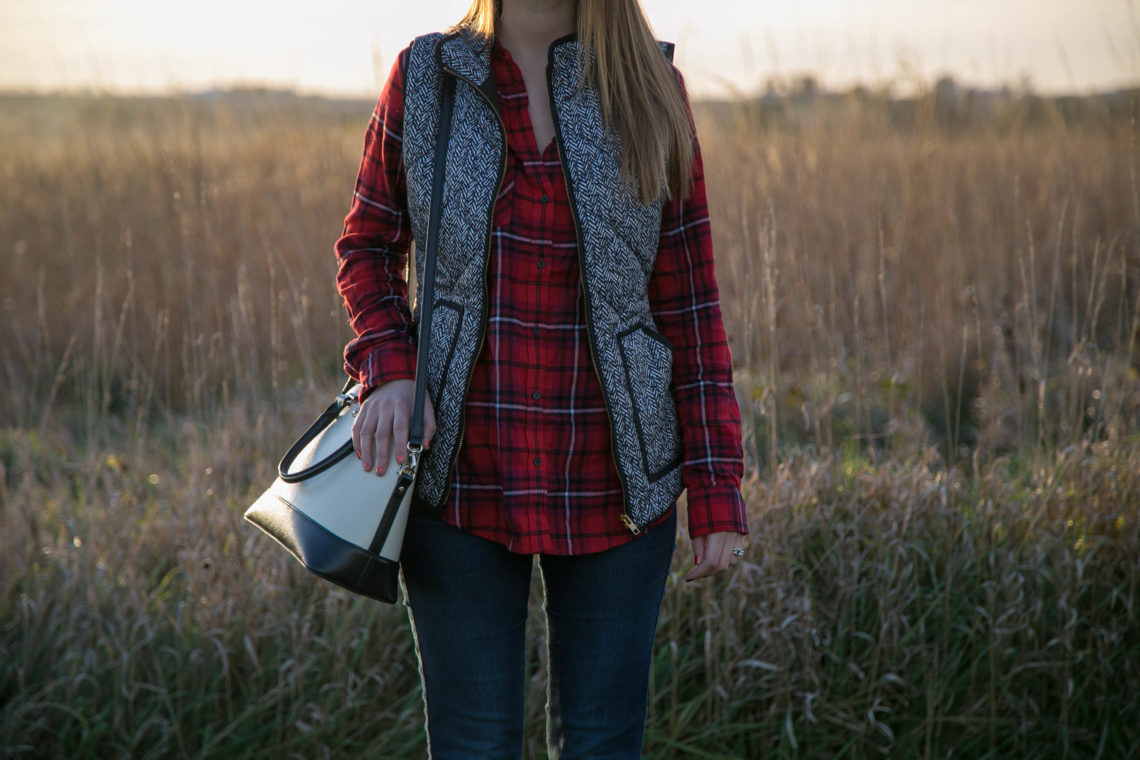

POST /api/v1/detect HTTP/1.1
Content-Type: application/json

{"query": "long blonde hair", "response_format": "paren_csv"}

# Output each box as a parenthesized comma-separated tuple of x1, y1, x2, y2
(454, 0, 694, 202)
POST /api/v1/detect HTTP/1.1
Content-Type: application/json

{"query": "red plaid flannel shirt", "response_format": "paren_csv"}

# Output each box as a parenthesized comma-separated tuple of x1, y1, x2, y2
(335, 42, 748, 554)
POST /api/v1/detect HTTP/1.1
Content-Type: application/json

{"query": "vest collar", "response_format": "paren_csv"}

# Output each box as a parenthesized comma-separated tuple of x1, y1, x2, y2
(438, 31, 492, 86)
(437, 30, 583, 89)
(436, 29, 673, 88)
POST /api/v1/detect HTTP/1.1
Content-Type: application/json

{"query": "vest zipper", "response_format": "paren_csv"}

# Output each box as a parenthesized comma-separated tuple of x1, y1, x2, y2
(436, 67, 507, 513)
(546, 54, 638, 535)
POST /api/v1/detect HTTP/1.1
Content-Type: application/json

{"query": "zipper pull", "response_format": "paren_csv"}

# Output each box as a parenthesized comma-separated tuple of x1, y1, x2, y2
(620, 513, 642, 536)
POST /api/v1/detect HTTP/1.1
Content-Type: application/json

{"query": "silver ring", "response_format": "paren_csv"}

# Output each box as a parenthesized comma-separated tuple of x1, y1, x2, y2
(731, 547, 745, 557)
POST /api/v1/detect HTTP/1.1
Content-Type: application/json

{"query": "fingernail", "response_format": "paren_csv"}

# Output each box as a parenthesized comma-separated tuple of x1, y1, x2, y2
(396, 454, 403, 464)
(695, 554, 703, 565)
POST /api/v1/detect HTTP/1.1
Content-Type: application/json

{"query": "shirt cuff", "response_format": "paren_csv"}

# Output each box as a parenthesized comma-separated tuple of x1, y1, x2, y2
(685, 485, 749, 539)
(353, 343, 417, 402)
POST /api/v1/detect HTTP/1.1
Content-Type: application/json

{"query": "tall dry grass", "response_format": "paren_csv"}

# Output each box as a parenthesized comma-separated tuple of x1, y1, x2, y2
(1, 85, 1139, 758)
(701, 90, 1140, 463)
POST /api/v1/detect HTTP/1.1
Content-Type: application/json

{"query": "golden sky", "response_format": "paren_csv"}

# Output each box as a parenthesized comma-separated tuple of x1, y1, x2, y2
(0, 0, 1135, 97)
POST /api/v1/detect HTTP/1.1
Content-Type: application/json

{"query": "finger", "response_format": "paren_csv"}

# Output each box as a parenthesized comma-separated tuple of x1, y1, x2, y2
(684, 561, 719, 582)
(706, 535, 735, 574)
(718, 534, 743, 569)
(691, 534, 707, 566)
(372, 399, 394, 475)
(351, 410, 363, 461)
(357, 407, 375, 472)
(683, 535, 709, 583)
(711, 534, 747, 574)
(391, 398, 410, 465)
(423, 397, 437, 450)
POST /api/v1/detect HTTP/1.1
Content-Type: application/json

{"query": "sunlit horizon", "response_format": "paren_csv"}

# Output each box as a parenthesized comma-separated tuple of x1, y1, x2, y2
(1, 0, 1137, 99)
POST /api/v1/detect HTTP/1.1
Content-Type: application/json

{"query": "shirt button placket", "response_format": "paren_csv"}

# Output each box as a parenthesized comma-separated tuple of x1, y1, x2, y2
(529, 179, 552, 493)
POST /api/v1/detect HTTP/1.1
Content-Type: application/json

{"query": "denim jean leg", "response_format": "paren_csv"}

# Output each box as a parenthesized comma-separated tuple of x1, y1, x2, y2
(539, 509, 677, 760)
(400, 508, 534, 760)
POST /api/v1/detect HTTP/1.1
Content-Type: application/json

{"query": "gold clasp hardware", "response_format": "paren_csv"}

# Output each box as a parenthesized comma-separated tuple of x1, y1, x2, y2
(620, 513, 641, 536)
(400, 442, 423, 477)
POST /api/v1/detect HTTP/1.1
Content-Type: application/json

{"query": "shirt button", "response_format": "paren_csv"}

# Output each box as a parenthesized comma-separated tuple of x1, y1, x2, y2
(532, 325, 541, 335)
(537, 259, 546, 269)
(532, 391, 541, 400)
(533, 457, 542, 467)
(540, 194, 549, 203)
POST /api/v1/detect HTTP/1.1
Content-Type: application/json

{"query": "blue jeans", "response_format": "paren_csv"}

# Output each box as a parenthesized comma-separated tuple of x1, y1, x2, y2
(399, 507, 677, 760)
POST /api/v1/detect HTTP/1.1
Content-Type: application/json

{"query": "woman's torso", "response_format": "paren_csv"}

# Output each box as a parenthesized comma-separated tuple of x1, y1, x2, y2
(442, 42, 663, 555)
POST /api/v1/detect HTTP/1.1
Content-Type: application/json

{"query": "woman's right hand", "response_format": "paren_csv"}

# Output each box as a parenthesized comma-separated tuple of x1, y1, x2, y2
(351, 379, 436, 476)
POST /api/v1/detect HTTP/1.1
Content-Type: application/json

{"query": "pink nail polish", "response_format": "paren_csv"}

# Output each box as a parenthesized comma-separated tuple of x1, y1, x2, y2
(695, 554, 703, 565)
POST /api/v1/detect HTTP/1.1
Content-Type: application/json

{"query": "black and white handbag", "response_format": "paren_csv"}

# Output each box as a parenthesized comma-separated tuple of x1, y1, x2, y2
(244, 75, 456, 603)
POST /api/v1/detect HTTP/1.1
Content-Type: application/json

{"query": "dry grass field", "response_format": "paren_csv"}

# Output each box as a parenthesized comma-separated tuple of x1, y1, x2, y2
(1, 82, 1139, 758)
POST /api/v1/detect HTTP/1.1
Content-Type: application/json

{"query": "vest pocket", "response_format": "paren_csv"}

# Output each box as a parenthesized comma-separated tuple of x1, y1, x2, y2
(617, 324, 683, 482)
(423, 300, 464, 403)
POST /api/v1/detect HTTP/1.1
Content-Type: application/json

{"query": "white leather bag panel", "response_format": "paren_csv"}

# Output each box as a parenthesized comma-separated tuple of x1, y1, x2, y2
(250, 396, 414, 561)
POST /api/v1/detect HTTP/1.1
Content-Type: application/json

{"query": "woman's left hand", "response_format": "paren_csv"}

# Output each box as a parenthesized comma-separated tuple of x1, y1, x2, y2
(684, 531, 747, 582)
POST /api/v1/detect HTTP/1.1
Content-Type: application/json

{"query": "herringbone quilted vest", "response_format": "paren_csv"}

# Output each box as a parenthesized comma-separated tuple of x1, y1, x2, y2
(403, 31, 683, 530)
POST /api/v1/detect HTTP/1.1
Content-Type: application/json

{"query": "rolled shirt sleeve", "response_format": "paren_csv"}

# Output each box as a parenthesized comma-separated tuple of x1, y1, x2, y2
(648, 71, 749, 539)
(335, 49, 418, 399)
